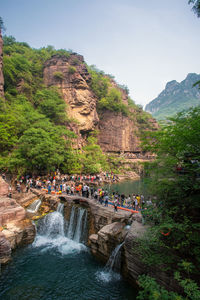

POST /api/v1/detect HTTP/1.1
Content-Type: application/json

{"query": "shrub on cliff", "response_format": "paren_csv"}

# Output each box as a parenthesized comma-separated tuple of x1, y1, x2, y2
(98, 87, 129, 115)
(88, 66, 129, 115)
(68, 66, 76, 74)
(33, 88, 67, 124)
(53, 71, 64, 80)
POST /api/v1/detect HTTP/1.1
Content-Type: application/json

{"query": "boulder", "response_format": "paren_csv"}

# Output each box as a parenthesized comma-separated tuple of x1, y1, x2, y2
(89, 222, 126, 262)
(0, 197, 26, 226)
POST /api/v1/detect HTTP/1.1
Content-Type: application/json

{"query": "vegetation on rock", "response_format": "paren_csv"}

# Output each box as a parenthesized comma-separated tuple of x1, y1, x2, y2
(0, 35, 129, 176)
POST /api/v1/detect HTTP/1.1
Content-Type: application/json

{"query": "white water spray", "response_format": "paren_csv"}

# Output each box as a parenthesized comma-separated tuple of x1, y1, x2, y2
(96, 242, 124, 282)
(33, 203, 88, 255)
(27, 199, 41, 213)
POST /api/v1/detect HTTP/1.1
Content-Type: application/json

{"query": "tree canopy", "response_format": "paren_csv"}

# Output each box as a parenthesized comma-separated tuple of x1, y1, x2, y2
(189, 0, 200, 17)
(137, 107, 200, 299)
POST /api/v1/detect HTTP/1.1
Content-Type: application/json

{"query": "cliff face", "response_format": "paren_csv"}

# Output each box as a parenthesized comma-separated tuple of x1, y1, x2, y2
(0, 29, 4, 98)
(145, 73, 200, 120)
(98, 111, 140, 152)
(44, 54, 157, 152)
(43, 54, 99, 146)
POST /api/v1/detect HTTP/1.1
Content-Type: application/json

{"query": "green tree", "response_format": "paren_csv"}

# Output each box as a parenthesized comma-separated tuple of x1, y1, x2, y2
(9, 128, 64, 174)
(189, 0, 200, 17)
(33, 88, 67, 124)
(81, 135, 109, 173)
(138, 107, 200, 297)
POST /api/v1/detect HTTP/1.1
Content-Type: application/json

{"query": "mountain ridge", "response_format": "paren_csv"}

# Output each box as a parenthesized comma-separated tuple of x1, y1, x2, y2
(145, 73, 200, 120)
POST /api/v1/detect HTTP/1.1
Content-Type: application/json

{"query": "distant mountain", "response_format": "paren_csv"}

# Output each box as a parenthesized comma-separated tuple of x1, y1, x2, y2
(145, 73, 200, 120)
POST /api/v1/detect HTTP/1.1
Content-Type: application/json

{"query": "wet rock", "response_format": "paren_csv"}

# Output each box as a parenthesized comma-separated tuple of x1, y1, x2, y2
(89, 222, 126, 262)
(0, 232, 11, 264)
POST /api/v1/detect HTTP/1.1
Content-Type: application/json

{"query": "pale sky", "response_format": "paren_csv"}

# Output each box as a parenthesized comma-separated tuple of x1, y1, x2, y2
(1, 0, 200, 107)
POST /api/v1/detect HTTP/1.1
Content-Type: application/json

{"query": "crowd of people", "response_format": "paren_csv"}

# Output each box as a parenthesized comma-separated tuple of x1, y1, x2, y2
(3, 172, 151, 212)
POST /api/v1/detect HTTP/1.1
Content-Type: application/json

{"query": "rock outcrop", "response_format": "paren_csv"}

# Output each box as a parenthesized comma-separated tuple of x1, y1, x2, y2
(98, 111, 140, 152)
(0, 232, 11, 263)
(43, 54, 99, 146)
(89, 222, 126, 262)
(43, 54, 158, 152)
(0, 28, 4, 98)
(0, 193, 35, 264)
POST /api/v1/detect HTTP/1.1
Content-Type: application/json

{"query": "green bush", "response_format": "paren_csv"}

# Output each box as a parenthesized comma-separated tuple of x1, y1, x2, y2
(53, 71, 64, 80)
(68, 66, 76, 74)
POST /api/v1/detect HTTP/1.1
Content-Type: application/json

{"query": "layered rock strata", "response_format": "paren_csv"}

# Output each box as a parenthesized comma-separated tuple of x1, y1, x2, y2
(43, 54, 158, 152)
(43, 54, 99, 147)
(0, 179, 36, 264)
(98, 111, 140, 152)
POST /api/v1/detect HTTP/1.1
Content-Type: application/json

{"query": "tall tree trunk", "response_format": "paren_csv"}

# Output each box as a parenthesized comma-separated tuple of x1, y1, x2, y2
(0, 28, 4, 98)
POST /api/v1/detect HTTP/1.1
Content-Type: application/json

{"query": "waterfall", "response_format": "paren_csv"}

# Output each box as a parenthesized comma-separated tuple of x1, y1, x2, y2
(33, 203, 88, 255)
(67, 206, 76, 239)
(96, 242, 124, 282)
(105, 242, 124, 272)
(73, 208, 86, 243)
(36, 203, 65, 238)
(67, 206, 88, 243)
(27, 199, 41, 213)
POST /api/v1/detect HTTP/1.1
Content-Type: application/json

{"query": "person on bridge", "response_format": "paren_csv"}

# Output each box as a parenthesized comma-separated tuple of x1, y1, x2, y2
(114, 198, 118, 212)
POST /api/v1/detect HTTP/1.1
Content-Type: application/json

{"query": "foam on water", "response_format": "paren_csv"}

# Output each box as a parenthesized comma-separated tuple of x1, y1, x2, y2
(32, 203, 87, 256)
(96, 270, 121, 283)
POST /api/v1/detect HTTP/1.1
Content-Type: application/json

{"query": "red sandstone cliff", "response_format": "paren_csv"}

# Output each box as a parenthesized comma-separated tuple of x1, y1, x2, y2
(43, 54, 99, 147)
(43, 54, 157, 152)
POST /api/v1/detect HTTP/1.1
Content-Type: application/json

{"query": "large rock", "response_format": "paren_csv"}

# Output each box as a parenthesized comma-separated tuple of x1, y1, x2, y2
(89, 222, 126, 262)
(0, 196, 36, 264)
(0, 196, 26, 226)
(0, 232, 11, 264)
(3, 221, 35, 250)
(43, 54, 158, 152)
(43, 54, 99, 147)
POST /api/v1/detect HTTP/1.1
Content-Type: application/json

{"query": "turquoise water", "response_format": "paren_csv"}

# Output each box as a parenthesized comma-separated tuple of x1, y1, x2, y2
(0, 206, 137, 300)
(103, 179, 148, 198)
(0, 246, 136, 300)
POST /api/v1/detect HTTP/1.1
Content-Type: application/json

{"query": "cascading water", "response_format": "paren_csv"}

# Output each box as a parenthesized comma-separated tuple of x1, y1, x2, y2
(67, 206, 88, 243)
(27, 199, 41, 213)
(96, 242, 124, 282)
(105, 242, 124, 272)
(67, 206, 76, 239)
(73, 208, 87, 243)
(33, 203, 88, 254)
(0, 198, 137, 299)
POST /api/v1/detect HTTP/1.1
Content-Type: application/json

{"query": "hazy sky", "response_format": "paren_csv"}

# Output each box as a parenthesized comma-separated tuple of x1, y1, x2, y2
(1, 0, 200, 107)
